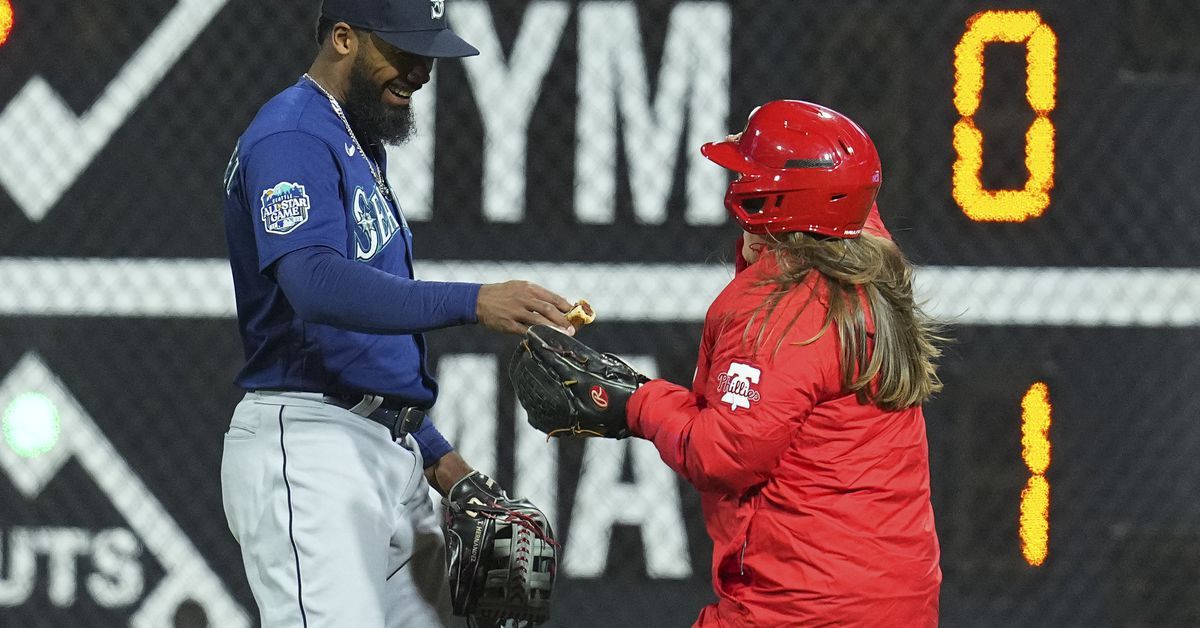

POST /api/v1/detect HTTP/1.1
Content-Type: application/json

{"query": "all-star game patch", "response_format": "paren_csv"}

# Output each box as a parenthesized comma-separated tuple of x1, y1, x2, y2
(260, 182, 311, 235)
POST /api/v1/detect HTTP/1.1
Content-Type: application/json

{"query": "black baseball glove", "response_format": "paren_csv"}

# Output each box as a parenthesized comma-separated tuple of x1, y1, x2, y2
(442, 471, 557, 627)
(508, 324, 649, 439)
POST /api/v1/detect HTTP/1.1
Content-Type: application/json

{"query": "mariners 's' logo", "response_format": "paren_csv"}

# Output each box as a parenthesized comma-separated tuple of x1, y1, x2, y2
(431, 0, 445, 19)
(260, 181, 310, 235)
(716, 362, 762, 411)
(353, 186, 403, 261)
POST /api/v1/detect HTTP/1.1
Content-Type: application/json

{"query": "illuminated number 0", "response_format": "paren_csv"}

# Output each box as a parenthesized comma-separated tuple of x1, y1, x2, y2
(953, 11, 1058, 222)
(1019, 382, 1052, 566)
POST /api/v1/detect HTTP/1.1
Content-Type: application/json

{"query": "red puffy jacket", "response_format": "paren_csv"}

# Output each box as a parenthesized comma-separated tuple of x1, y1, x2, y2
(628, 207, 941, 627)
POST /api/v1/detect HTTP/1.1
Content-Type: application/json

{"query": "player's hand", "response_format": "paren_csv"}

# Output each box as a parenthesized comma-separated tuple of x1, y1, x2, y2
(476, 281, 575, 336)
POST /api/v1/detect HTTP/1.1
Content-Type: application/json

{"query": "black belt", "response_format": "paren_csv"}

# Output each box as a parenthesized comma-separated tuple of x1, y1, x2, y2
(323, 393, 426, 440)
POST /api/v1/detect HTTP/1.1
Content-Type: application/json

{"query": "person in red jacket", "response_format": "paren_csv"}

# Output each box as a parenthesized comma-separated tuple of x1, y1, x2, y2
(628, 100, 944, 626)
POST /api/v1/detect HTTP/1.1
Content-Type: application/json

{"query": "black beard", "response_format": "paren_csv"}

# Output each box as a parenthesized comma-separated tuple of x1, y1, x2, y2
(342, 57, 415, 147)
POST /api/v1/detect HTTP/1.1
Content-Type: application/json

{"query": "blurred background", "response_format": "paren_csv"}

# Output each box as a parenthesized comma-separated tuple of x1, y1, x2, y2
(1, 0, 1198, 626)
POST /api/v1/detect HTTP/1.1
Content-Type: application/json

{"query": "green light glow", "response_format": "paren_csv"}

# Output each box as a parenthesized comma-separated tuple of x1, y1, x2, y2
(3, 392, 61, 458)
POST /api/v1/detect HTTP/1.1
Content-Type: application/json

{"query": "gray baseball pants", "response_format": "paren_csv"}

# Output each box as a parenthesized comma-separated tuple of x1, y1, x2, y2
(220, 391, 453, 627)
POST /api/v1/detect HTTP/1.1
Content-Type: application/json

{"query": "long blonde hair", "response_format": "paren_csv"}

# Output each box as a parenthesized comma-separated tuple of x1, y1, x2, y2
(745, 232, 945, 410)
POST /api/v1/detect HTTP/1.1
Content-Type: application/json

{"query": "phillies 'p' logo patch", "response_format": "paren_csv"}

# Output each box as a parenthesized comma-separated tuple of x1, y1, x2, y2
(716, 362, 762, 411)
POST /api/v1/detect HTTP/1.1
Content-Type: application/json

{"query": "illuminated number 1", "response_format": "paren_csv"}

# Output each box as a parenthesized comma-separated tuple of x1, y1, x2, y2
(1019, 382, 1052, 566)
(953, 11, 1058, 222)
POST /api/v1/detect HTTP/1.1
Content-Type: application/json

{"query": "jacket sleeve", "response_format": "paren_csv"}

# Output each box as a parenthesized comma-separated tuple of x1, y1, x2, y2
(627, 319, 834, 495)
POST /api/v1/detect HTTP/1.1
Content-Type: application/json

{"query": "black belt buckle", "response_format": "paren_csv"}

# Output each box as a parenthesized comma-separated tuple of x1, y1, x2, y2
(324, 393, 425, 440)
(390, 406, 425, 440)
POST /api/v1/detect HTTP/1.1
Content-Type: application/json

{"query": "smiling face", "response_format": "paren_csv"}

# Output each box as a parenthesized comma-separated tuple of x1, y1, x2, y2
(341, 32, 434, 146)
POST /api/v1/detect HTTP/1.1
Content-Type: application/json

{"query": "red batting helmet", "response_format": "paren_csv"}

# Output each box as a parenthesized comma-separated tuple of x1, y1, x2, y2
(702, 100, 881, 238)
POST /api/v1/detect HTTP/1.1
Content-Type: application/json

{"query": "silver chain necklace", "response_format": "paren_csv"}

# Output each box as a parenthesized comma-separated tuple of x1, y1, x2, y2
(302, 73, 393, 201)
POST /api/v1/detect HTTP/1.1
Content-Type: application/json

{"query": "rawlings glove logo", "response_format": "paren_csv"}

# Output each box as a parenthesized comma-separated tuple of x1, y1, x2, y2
(717, 362, 762, 411)
(590, 385, 609, 409)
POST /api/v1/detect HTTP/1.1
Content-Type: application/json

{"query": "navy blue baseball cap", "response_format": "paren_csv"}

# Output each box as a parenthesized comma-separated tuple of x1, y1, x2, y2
(321, 0, 479, 58)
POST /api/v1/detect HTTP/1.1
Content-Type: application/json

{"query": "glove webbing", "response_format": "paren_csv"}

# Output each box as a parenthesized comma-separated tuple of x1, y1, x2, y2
(447, 500, 559, 549)
(458, 501, 557, 628)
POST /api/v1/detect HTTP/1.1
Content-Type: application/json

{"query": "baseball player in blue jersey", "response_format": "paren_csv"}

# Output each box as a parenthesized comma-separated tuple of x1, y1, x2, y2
(219, 1, 570, 625)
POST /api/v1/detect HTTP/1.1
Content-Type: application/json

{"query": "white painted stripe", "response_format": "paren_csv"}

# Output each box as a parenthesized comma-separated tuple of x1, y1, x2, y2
(914, 267, 1200, 327)
(0, 258, 237, 318)
(0, 258, 1197, 327)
